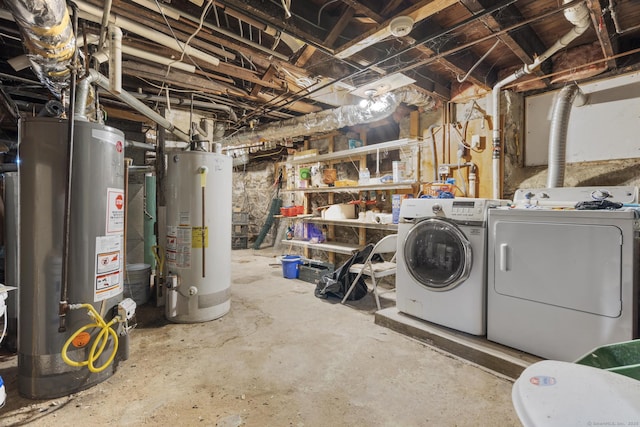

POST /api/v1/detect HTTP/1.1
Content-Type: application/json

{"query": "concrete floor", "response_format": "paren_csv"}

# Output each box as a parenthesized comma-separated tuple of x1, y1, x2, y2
(0, 249, 522, 426)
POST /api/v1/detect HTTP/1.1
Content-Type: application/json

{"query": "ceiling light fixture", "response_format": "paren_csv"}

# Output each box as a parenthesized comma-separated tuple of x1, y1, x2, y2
(359, 89, 378, 108)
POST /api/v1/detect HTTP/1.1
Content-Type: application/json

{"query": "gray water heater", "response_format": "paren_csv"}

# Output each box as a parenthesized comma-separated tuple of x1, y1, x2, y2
(18, 117, 129, 399)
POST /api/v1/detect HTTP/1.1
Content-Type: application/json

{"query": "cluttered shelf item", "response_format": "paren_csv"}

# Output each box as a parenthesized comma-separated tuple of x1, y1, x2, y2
(282, 138, 418, 261)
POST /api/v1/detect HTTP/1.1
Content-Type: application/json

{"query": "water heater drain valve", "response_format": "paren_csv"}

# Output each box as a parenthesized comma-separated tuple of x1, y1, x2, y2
(166, 274, 179, 289)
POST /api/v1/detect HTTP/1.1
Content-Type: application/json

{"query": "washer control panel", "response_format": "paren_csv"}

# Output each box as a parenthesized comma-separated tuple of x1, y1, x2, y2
(399, 198, 510, 222)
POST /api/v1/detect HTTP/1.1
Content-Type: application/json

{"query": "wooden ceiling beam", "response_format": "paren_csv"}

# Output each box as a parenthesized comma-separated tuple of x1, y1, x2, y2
(88, 0, 235, 61)
(585, 0, 617, 69)
(250, 65, 278, 97)
(380, 0, 406, 18)
(334, 0, 458, 59)
(323, 6, 355, 48)
(294, 45, 318, 67)
(339, 0, 383, 23)
(405, 70, 451, 101)
(256, 93, 322, 114)
(458, 0, 552, 87)
(122, 61, 247, 96)
(216, 0, 329, 47)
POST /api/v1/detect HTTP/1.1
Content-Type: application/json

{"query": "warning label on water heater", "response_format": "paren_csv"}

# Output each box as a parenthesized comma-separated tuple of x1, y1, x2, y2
(94, 235, 123, 301)
(106, 188, 125, 234)
(166, 226, 191, 268)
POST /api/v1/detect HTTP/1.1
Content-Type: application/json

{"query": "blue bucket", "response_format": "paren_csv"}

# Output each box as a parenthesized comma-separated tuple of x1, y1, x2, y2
(282, 255, 303, 279)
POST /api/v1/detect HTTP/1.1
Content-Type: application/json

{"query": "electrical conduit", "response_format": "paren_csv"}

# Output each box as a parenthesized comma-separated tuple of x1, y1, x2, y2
(490, 0, 591, 198)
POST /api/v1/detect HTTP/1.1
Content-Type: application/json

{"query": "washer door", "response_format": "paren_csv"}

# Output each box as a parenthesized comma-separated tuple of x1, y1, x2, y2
(403, 218, 472, 291)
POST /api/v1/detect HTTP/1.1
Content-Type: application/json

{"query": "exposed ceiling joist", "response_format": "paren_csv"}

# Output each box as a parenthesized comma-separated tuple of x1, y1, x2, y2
(584, 0, 617, 69)
(334, 0, 459, 59)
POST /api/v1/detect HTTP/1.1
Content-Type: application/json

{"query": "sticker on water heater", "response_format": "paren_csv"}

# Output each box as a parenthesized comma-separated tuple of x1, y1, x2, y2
(94, 235, 123, 301)
(192, 227, 208, 248)
(179, 211, 191, 226)
(97, 250, 121, 274)
(167, 226, 178, 250)
(166, 226, 178, 267)
(175, 226, 192, 268)
(106, 188, 125, 234)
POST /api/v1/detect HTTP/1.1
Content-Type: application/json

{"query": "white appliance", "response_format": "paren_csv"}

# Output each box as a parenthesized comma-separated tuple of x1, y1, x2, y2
(512, 360, 640, 427)
(396, 197, 509, 335)
(488, 186, 640, 361)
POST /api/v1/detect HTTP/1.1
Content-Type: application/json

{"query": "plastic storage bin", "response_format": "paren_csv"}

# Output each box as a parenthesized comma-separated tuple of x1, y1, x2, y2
(575, 339, 640, 380)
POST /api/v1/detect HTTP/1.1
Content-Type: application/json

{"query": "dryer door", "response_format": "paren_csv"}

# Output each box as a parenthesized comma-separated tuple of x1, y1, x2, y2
(403, 218, 472, 291)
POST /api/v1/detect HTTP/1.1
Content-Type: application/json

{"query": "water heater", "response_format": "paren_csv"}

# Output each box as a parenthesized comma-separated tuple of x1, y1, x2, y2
(3, 172, 19, 351)
(165, 151, 232, 323)
(18, 117, 129, 399)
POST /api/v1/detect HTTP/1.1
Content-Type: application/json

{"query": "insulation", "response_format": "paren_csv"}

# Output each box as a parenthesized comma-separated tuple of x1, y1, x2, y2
(5, 0, 76, 97)
(219, 89, 436, 146)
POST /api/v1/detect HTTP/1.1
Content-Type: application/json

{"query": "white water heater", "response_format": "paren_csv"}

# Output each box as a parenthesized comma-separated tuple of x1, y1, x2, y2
(165, 151, 232, 323)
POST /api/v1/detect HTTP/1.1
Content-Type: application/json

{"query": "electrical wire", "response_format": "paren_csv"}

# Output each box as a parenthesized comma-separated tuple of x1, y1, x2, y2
(317, 0, 339, 26)
(174, 0, 215, 65)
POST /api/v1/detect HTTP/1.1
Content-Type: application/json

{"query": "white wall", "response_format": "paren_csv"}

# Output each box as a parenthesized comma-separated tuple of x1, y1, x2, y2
(525, 71, 640, 166)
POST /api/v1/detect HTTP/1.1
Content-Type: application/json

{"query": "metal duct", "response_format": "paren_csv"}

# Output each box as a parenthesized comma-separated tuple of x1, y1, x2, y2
(546, 84, 588, 188)
(5, 0, 75, 97)
(218, 88, 436, 146)
(75, 69, 191, 142)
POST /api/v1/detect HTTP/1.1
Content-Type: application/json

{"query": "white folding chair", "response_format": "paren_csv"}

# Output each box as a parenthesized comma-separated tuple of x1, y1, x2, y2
(341, 234, 398, 310)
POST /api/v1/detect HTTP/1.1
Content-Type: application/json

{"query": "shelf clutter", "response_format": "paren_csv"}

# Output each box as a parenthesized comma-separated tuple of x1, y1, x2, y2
(281, 137, 418, 261)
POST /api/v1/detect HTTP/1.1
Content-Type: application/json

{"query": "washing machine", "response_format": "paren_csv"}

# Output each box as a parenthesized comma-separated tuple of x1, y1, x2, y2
(396, 197, 510, 335)
(488, 186, 640, 361)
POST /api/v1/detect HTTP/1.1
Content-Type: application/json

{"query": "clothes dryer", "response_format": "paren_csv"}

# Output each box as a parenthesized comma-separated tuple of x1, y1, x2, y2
(487, 187, 640, 361)
(396, 198, 509, 335)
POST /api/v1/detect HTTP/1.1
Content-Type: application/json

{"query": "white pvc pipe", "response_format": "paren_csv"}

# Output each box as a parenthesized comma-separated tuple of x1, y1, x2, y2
(122, 45, 196, 73)
(490, 0, 591, 199)
(82, 33, 197, 74)
(108, 25, 122, 94)
(98, 0, 113, 48)
(75, 0, 221, 68)
(75, 69, 191, 142)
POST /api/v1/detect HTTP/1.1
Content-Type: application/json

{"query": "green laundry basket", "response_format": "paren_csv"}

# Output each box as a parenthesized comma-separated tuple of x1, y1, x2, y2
(575, 339, 640, 380)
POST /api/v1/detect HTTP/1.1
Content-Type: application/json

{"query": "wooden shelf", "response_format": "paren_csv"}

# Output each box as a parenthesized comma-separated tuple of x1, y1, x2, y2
(281, 239, 360, 254)
(286, 138, 419, 165)
(302, 217, 398, 231)
(283, 182, 418, 193)
(283, 137, 418, 259)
